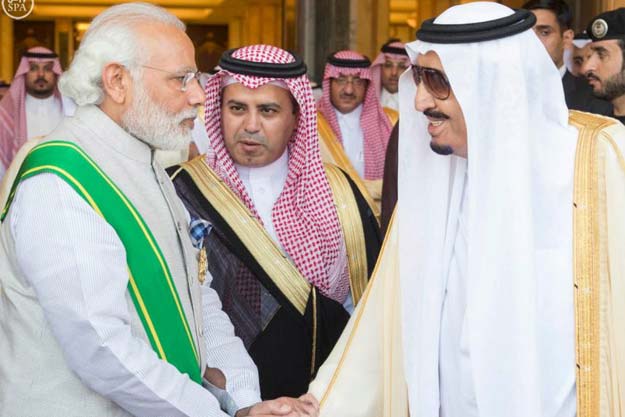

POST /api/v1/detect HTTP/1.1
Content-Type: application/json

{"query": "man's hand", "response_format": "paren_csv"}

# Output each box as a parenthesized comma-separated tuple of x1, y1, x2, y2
(236, 393, 319, 417)
(203, 367, 226, 389)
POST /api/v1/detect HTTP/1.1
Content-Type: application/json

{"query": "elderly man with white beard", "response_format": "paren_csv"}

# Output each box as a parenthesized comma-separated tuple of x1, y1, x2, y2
(0, 3, 318, 417)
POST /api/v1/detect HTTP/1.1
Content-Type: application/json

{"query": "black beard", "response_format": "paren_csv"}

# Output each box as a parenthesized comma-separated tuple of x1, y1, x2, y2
(26, 86, 54, 99)
(430, 141, 454, 155)
(593, 71, 625, 101)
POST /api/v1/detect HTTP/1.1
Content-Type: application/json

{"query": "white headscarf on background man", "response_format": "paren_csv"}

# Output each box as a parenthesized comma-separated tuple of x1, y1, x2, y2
(398, 2, 577, 417)
(564, 34, 591, 75)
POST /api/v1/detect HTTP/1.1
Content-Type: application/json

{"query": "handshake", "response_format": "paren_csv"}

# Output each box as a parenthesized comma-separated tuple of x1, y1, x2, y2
(236, 394, 319, 417)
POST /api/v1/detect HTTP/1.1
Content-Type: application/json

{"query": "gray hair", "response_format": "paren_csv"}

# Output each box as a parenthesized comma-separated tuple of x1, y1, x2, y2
(59, 2, 185, 106)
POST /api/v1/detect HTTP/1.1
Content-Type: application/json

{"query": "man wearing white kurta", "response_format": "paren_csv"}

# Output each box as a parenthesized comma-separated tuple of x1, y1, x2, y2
(0, 4, 318, 417)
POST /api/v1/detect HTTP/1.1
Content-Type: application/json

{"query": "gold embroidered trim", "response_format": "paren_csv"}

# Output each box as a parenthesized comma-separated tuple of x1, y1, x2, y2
(324, 163, 369, 305)
(177, 157, 311, 315)
(569, 110, 617, 417)
(317, 111, 381, 222)
(310, 287, 318, 378)
(319, 208, 397, 406)
(383, 107, 399, 126)
(169, 165, 184, 181)
(198, 246, 207, 285)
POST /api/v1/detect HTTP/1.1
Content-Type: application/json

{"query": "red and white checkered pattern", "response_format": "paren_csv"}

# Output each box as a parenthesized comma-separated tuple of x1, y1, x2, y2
(318, 50, 392, 180)
(204, 44, 349, 304)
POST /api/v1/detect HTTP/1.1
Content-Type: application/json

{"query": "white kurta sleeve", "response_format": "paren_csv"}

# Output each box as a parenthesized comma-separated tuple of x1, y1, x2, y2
(9, 173, 229, 417)
(200, 278, 262, 415)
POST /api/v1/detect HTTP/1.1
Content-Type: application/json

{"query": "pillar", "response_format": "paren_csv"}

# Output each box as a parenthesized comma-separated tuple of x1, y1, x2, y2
(0, 14, 14, 82)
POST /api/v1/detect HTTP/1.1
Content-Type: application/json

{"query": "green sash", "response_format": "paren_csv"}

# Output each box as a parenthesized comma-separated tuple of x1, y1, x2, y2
(1, 141, 201, 383)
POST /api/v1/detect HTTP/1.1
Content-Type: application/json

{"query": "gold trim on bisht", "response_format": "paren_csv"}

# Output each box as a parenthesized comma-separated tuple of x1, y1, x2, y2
(310, 286, 318, 378)
(324, 163, 369, 306)
(174, 157, 311, 315)
(314, 208, 407, 417)
(317, 111, 381, 222)
(569, 110, 618, 417)
(382, 107, 399, 126)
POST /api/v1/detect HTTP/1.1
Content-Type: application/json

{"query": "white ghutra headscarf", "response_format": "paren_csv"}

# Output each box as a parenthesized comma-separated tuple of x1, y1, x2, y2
(398, 2, 578, 416)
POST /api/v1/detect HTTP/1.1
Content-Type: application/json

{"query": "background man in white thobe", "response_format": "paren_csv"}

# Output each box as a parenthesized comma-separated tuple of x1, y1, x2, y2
(0, 46, 75, 179)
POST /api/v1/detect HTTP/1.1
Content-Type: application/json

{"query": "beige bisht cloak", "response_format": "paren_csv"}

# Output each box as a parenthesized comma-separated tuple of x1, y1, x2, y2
(317, 108, 398, 223)
(308, 111, 625, 417)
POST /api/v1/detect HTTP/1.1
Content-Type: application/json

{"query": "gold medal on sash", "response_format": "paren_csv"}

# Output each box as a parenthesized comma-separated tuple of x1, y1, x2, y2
(198, 246, 207, 285)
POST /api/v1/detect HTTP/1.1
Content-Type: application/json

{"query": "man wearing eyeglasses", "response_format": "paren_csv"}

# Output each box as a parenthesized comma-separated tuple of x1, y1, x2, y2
(317, 50, 397, 221)
(0, 4, 319, 417)
(310, 2, 625, 417)
(0, 46, 76, 180)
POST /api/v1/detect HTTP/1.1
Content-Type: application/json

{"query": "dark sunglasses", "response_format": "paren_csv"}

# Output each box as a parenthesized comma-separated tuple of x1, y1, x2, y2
(411, 65, 451, 100)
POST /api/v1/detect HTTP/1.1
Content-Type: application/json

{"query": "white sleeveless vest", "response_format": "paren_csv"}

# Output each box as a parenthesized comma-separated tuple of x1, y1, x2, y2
(0, 105, 205, 417)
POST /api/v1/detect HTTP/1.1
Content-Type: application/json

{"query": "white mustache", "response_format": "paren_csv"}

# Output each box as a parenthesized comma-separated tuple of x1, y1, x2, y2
(175, 109, 199, 124)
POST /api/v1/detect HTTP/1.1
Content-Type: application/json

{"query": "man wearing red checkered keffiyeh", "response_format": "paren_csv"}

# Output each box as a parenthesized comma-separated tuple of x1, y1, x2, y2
(371, 41, 410, 233)
(317, 50, 397, 221)
(370, 40, 410, 111)
(169, 44, 381, 400)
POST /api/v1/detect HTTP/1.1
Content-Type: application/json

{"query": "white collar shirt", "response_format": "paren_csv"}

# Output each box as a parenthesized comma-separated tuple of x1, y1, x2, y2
(25, 93, 62, 139)
(236, 150, 289, 245)
(380, 88, 399, 111)
(335, 104, 365, 177)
